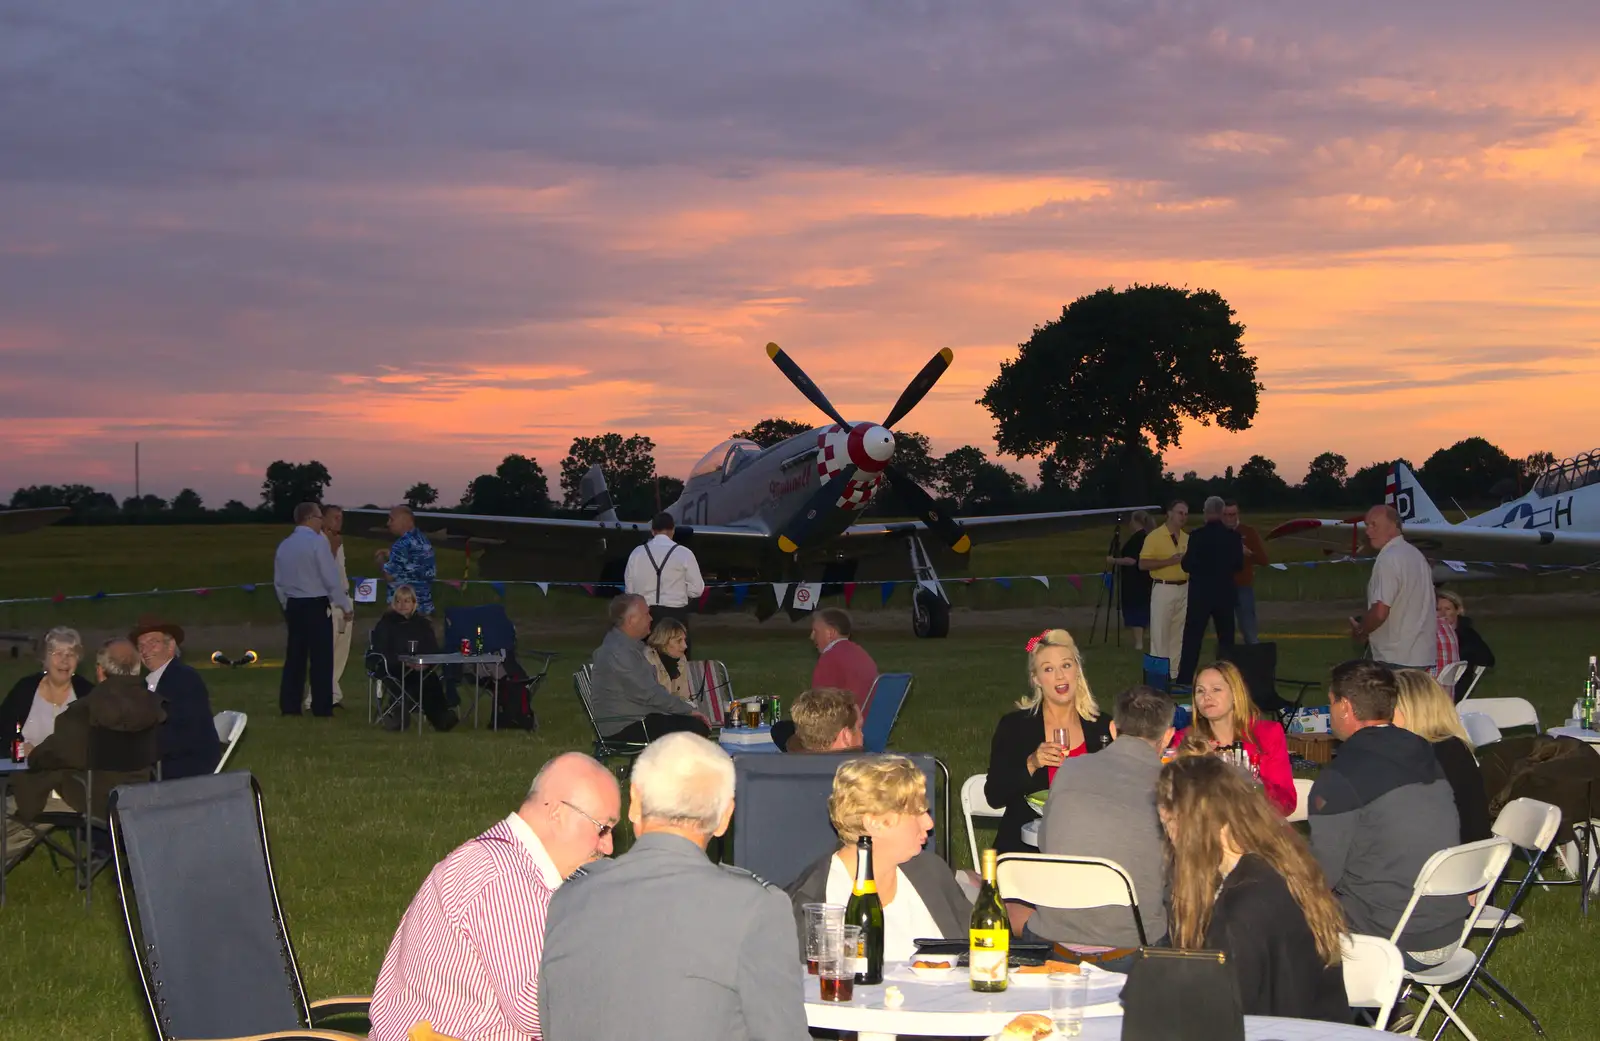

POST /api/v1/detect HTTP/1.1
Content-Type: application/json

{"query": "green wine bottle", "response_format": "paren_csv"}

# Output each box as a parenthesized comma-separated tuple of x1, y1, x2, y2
(845, 835, 884, 985)
(970, 848, 1009, 992)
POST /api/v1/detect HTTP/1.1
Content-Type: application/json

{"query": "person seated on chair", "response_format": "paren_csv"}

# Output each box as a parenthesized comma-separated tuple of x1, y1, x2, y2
(810, 608, 877, 708)
(370, 584, 458, 732)
(643, 617, 694, 704)
(1310, 661, 1467, 970)
(1023, 685, 1176, 952)
(1394, 669, 1491, 843)
(130, 617, 221, 779)
(1436, 589, 1494, 701)
(786, 755, 973, 961)
(781, 687, 864, 753)
(1157, 755, 1350, 1022)
(1170, 661, 1295, 816)
(1, 626, 94, 758)
(984, 629, 1112, 853)
(371, 752, 620, 1041)
(590, 594, 709, 742)
(13, 638, 165, 824)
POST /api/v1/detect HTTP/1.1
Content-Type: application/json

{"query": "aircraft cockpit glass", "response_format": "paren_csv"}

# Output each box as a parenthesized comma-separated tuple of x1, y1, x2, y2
(689, 438, 763, 481)
(1532, 449, 1600, 498)
(722, 440, 762, 479)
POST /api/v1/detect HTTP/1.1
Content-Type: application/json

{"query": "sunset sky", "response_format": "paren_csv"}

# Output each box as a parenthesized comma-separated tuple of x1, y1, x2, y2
(3, 3, 1598, 508)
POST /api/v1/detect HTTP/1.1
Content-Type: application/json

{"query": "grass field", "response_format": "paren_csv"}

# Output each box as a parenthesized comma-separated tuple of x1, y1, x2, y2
(4, 525, 1600, 1040)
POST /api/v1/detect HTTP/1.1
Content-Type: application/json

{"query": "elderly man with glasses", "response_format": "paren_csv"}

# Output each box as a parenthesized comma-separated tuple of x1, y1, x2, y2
(370, 752, 621, 1041)
(540, 733, 809, 1041)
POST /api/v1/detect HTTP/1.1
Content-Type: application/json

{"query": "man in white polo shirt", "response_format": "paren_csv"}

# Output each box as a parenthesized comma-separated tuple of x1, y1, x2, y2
(1351, 505, 1436, 669)
(624, 512, 705, 649)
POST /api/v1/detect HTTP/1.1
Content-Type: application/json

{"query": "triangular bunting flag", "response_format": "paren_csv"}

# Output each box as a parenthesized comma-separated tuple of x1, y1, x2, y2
(793, 582, 821, 611)
(443, 579, 463, 590)
(580, 583, 596, 596)
(1031, 575, 1050, 589)
(91, 591, 106, 600)
(881, 581, 898, 606)
(1270, 563, 1289, 571)
(195, 588, 210, 597)
(1101, 571, 1114, 590)
(241, 584, 257, 593)
(772, 582, 790, 607)
(843, 582, 857, 607)
(490, 581, 506, 597)
(1444, 560, 1468, 573)
(698, 587, 712, 609)
(732, 583, 750, 606)
(918, 579, 940, 595)
(1065, 574, 1082, 591)
(536, 582, 549, 595)
(994, 577, 1012, 590)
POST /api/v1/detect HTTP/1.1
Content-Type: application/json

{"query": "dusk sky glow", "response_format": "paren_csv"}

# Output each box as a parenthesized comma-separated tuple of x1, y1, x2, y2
(3, 2, 1598, 506)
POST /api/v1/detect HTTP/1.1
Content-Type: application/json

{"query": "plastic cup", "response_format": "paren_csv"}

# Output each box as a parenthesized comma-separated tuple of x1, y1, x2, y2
(804, 903, 844, 975)
(818, 923, 857, 1002)
(1049, 969, 1090, 1037)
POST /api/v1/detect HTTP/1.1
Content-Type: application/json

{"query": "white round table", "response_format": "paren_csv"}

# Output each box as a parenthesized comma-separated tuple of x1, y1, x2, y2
(1020, 819, 1041, 846)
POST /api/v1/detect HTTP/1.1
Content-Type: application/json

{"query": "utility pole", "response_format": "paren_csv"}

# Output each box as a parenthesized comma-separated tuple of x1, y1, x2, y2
(135, 441, 141, 499)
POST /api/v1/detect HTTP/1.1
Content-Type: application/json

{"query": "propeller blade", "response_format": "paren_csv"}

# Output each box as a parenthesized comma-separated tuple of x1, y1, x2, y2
(766, 342, 849, 428)
(777, 465, 856, 554)
(885, 463, 971, 554)
(882, 348, 954, 429)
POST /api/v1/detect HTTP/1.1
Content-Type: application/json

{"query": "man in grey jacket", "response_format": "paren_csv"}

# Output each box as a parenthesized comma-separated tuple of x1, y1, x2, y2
(1310, 660, 1466, 966)
(1028, 685, 1176, 949)
(589, 594, 709, 742)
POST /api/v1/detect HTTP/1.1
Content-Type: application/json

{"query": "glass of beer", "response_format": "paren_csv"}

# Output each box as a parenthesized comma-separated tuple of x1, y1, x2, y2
(743, 700, 764, 729)
(804, 903, 844, 975)
(819, 926, 858, 1002)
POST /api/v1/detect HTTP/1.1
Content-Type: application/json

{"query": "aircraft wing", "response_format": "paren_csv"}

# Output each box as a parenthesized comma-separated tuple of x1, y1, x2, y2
(1268, 518, 1600, 567)
(0, 507, 69, 536)
(839, 506, 1158, 545)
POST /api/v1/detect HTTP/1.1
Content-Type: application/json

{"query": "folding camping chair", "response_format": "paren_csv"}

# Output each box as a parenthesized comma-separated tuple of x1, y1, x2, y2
(574, 665, 649, 778)
(1218, 642, 1320, 731)
(961, 773, 1005, 870)
(213, 710, 248, 772)
(861, 672, 913, 753)
(107, 773, 370, 1040)
(443, 604, 554, 730)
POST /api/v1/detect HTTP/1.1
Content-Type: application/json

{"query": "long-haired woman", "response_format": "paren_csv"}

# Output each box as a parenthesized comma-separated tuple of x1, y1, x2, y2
(1157, 755, 1350, 1022)
(1171, 661, 1296, 815)
(982, 629, 1111, 851)
(1394, 669, 1491, 842)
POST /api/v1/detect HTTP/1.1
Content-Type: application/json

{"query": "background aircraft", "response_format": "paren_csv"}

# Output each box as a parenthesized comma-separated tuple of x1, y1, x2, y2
(1267, 453, 1600, 567)
(0, 507, 69, 537)
(354, 344, 1151, 636)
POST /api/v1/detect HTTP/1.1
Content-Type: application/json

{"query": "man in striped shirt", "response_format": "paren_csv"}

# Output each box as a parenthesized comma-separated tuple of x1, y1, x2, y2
(370, 753, 620, 1041)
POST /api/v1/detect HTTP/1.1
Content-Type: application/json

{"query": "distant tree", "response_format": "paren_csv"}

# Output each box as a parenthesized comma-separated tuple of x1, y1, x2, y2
(979, 284, 1259, 505)
(219, 499, 254, 520)
(1064, 442, 1166, 509)
(260, 461, 332, 521)
(122, 493, 169, 515)
(656, 476, 685, 511)
(559, 433, 658, 518)
(867, 431, 939, 516)
(1234, 455, 1289, 509)
(11, 483, 118, 517)
(170, 488, 205, 514)
(1520, 450, 1558, 489)
(935, 445, 1026, 513)
(460, 455, 551, 516)
(1300, 452, 1349, 508)
(732, 418, 812, 448)
(404, 482, 439, 510)
(1346, 459, 1410, 507)
(1420, 438, 1518, 506)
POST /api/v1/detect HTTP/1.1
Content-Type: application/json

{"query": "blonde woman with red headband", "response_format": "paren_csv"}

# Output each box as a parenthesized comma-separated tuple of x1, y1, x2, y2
(983, 629, 1111, 851)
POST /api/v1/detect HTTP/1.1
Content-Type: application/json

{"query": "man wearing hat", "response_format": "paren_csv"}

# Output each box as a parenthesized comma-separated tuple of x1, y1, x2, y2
(131, 616, 222, 779)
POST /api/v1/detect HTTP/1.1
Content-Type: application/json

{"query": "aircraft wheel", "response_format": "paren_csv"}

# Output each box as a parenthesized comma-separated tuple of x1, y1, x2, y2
(911, 588, 950, 639)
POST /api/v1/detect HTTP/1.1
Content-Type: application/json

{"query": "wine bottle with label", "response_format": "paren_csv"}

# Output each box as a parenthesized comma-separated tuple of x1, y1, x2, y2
(971, 848, 1009, 991)
(845, 835, 884, 985)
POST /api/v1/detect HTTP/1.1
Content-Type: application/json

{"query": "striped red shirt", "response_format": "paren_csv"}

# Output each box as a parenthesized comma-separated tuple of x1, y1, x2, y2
(1434, 619, 1461, 677)
(370, 815, 561, 1041)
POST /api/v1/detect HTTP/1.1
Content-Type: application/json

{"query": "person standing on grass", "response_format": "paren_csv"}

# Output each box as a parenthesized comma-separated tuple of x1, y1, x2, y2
(1223, 500, 1268, 644)
(377, 505, 436, 616)
(370, 752, 621, 1041)
(1350, 505, 1435, 670)
(1140, 500, 1190, 678)
(303, 504, 351, 712)
(1176, 496, 1243, 685)
(624, 511, 705, 652)
(1107, 510, 1157, 651)
(273, 502, 352, 718)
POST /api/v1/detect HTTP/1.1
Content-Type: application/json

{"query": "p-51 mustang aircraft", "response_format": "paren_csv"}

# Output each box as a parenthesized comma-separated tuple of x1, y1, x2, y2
(1268, 453, 1600, 567)
(355, 344, 1151, 637)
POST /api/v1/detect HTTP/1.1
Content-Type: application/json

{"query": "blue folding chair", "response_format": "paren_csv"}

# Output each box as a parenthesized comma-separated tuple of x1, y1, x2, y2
(1141, 654, 1170, 693)
(861, 673, 913, 753)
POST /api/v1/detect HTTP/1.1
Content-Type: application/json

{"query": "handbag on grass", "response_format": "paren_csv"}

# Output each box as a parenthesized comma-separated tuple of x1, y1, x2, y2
(1120, 948, 1243, 1041)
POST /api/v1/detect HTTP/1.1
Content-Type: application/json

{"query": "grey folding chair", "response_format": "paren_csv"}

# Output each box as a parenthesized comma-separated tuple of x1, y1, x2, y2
(995, 852, 1148, 947)
(574, 665, 648, 777)
(107, 772, 370, 1041)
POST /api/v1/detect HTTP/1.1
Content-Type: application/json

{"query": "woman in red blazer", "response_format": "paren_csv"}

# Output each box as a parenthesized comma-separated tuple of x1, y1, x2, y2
(1172, 660, 1296, 816)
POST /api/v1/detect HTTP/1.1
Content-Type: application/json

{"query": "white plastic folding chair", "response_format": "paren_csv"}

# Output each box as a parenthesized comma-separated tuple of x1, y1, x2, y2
(1288, 777, 1315, 823)
(1342, 933, 1404, 1030)
(1434, 661, 1468, 688)
(1389, 837, 1513, 1041)
(1458, 697, 1539, 733)
(1457, 666, 1488, 702)
(1458, 712, 1502, 749)
(960, 774, 1005, 869)
(995, 852, 1147, 946)
(1437, 799, 1562, 1040)
(211, 711, 248, 773)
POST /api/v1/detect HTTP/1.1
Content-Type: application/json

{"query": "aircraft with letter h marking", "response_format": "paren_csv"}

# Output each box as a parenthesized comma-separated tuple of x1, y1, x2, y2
(354, 344, 1152, 637)
(1268, 453, 1600, 567)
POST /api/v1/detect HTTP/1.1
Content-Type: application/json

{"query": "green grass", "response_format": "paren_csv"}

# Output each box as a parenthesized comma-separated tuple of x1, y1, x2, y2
(6, 612, 1600, 1040)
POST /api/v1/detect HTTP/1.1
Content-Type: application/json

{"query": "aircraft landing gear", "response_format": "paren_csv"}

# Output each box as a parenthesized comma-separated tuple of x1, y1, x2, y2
(906, 535, 951, 639)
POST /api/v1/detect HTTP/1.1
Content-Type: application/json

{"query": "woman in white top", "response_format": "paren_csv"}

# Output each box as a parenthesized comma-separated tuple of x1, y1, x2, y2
(1, 627, 93, 758)
(785, 755, 973, 962)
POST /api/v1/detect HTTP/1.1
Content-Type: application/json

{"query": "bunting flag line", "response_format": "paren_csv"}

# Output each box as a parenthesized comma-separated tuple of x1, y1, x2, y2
(535, 582, 549, 595)
(994, 577, 1011, 590)
(490, 581, 507, 598)
(771, 582, 790, 607)
(843, 581, 857, 607)
(732, 583, 750, 607)
(1065, 574, 1082, 591)
(1031, 575, 1050, 589)
(881, 581, 898, 606)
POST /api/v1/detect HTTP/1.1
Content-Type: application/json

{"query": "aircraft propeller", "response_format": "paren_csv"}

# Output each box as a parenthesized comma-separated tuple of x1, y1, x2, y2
(765, 342, 970, 555)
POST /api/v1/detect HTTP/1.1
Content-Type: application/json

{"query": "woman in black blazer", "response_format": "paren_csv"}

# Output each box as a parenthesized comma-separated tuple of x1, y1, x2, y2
(1, 627, 94, 754)
(984, 629, 1112, 852)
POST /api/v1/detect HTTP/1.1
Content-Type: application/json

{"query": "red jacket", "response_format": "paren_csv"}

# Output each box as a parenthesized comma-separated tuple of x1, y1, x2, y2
(1174, 717, 1296, 816)
(812, 639, 878, 710)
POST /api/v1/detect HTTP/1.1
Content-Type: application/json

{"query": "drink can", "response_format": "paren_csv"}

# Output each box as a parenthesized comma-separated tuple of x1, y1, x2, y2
(460, 638, 472, 655)
(767, 695, 781, 725)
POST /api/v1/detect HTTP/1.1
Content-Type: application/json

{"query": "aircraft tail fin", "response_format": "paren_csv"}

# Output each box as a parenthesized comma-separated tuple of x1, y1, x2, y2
(1385, 461, 1448, 526)
(578, 464, 618, 523)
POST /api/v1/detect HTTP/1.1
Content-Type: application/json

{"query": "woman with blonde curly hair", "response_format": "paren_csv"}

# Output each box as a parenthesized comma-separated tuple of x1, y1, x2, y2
(1171, 661, 1296, 815)
(785, 755, 973, 961)
(982, 629, 1111, 851)
(1394, 669, 1491, 842)
(1158, 755, 1349, 1022)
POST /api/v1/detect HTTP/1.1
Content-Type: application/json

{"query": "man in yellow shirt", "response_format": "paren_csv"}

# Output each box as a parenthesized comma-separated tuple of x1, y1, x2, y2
(1139, 500, 1190, 678)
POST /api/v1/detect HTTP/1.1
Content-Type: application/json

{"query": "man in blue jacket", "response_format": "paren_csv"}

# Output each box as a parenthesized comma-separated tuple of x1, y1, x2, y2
(131, 617, 222, 778)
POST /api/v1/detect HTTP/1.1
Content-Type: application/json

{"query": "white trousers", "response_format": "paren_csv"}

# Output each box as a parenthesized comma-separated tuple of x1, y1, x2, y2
(1149, 583, 1189, 677)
